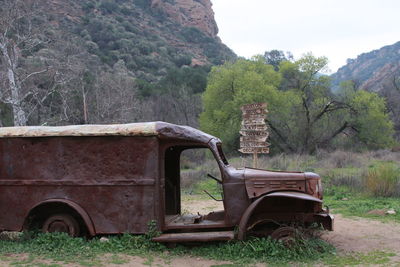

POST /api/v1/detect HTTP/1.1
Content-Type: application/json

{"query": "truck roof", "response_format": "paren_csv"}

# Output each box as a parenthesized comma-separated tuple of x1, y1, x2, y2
(0, 122, 217, 144)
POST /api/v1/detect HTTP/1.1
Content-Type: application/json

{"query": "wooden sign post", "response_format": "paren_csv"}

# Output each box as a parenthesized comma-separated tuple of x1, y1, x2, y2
(239, 103, 269, 168)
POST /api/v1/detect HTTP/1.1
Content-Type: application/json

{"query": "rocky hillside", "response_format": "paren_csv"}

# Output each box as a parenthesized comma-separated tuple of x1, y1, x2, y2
(331, 41, 400, 92)
(0, 0, 235, 127)
(331, 41, 400, 140)
(150, 0, 218, 37)
(60, 0, 235, 80)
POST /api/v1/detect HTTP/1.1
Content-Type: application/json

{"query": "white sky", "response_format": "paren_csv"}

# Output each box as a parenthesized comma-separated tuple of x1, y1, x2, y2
(211, 0, 400, 73)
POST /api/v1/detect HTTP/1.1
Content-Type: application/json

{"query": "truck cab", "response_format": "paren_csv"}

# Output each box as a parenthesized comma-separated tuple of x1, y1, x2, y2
(154, 122, 333, 242)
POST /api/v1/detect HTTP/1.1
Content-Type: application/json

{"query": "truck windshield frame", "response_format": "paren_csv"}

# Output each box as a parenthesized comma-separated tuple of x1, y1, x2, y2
(216, 143, 229, 166)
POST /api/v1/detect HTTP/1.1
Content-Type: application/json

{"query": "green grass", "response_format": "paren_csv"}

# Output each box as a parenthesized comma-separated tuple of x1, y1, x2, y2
(0, 232, 164, 266)
(322, 251, 396, 266)
(324, 186, 400, 222)
(0, 232, 336, 266)
(181, 175, 222, 197)
(173, 236, 334, 264)
(1, 233, 396, 266)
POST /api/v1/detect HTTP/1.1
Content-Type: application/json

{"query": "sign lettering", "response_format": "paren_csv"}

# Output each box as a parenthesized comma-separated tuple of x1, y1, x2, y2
(239, 130, 268, 137)
(239, 147, 270, 154)
(240, 136, 268, 143)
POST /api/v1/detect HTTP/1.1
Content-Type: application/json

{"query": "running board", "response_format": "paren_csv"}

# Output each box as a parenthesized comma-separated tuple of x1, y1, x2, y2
(152, 231, 235, 243)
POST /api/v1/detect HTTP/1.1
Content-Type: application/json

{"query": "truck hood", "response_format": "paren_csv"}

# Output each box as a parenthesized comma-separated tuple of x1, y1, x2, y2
(244, 167, 308, 199)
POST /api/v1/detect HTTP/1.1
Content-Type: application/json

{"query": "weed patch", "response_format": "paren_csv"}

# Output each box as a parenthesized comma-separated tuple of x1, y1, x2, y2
(362, 162, 400, 197)
(171, 236, 335, 264)
(0, 232, 335, 266)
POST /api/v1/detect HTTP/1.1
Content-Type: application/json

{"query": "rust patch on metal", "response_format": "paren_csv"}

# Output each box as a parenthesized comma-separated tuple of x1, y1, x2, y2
(244, 168, 306, 198)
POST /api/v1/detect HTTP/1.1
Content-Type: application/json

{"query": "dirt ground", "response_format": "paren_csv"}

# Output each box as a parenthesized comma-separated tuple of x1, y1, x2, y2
(323, 214, 400, 255)
(1, 199, 400, 266)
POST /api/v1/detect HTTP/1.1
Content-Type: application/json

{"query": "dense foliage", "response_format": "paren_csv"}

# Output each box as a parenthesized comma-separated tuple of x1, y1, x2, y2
(200, 54, 395, 153)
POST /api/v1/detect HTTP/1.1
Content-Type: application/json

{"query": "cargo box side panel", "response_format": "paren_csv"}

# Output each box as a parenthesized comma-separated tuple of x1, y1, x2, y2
(0, 136, 159, 234)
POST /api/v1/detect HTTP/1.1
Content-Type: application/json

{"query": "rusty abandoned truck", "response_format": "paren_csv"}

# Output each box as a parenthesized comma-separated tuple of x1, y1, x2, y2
(0, 122, 333, 242)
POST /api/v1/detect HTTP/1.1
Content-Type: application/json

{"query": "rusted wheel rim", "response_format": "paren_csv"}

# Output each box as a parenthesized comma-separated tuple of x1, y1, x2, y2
(270, 226, 296, 246)
(42, 214, 80, 237)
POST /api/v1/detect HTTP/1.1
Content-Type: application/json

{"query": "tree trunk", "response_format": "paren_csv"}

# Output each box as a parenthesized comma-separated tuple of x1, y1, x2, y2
(1, 42, 27, 126)
(82, 85, 88, 124)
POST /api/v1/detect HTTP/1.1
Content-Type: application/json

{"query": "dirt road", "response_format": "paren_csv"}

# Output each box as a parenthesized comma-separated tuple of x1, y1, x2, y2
(323, 214, 400, 255)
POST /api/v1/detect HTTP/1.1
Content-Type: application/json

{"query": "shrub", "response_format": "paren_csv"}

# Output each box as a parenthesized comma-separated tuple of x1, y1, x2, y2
(320, 150, 364, 168)
(181, 27, 211, 43)
(99, 0, 120, 14)
(362, 163, 400, 197)
(173, 54, 192, 67)
(85, 41, 99, 54)
(81, 1, 95, 13)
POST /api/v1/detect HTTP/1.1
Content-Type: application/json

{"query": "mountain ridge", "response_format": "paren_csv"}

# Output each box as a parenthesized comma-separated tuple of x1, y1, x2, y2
(331, 41, 400, 92)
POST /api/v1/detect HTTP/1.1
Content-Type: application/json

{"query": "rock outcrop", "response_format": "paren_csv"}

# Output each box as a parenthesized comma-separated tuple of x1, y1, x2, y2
(151, 0, 218, 37)
(331, 41, 400, 92)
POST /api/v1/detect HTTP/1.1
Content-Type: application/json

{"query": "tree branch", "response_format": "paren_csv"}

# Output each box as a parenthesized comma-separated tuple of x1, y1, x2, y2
(20, 68, 48, 84)
(266, 120, 295, 153)
(311, 100, 353, 126)
(318, 122, 349, 146)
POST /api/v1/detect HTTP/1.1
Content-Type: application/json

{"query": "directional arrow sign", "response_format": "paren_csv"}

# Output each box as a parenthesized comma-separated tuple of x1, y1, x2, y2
(242, 112, 267, 119)
(241, 124, 268, 131)
(242, 108, 267, 116)
(240, 102, 267, 111)
(240, 130, 269, 137)
(239, 147, 270, 154)
(242, 117, 265, 125)
(240, 136, 268, 143)
(239, 102, 270, 163)
(240, 141, 269, 147)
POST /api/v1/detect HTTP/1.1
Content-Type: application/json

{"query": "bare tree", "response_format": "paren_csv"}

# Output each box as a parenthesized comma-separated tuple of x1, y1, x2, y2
(0, 0, 48, 126)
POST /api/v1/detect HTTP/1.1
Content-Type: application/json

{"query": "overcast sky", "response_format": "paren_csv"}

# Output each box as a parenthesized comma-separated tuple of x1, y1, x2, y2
(211, 0, 400, 73)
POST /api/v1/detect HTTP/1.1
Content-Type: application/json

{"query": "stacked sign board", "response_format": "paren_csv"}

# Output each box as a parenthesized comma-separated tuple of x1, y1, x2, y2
(239, 103, 269, 154)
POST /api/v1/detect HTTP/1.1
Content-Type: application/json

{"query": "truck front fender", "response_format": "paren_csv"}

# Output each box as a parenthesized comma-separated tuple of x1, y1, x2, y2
(237, 191, 322, 240)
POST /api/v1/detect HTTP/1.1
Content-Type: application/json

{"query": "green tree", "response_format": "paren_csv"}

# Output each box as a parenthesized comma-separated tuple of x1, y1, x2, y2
(276, 53, 346, 153)
(200, 56, 283, 150)
(200, 53, 395, 154)
(335, 80, 395, 149)
(264, 50, 293, 71)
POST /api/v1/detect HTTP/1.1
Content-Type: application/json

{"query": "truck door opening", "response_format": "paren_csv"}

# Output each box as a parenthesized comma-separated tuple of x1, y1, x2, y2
(164, 146, 225, 229)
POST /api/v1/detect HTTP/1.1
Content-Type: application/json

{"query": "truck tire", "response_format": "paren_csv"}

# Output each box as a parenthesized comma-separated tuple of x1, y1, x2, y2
(271, 226, 296, 246)
(42, 214, 81, 237)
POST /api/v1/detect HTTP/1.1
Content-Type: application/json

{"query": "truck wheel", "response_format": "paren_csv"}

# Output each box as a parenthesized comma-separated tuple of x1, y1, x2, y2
(270, 226, 296, 246)
(42, 214, 80, 237)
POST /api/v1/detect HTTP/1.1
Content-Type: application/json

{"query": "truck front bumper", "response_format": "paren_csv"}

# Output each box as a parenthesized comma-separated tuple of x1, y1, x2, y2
(314, 212, 334, 231)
